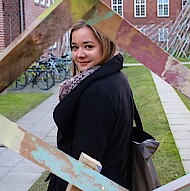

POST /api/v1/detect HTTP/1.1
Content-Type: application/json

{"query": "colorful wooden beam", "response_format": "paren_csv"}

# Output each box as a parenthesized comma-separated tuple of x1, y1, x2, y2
(0, 0, 99, 93)
(66, 152, 102, 191)
(82, 1, 190, 99)
(0, 0, 190, 190)
(0, 114, 128, 191)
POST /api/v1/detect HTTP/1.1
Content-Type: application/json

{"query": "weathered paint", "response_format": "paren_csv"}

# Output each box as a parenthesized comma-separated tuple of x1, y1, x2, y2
(162, 56, 190, 97)
(0, 0, 190, 190)
(0, 115, 25, 153)
(84, 1, 190, 99)
(0, 114, 128, 191)
(71, 0, 99, 23)
(66, 152, 102, 191)
(84, 2, 121, 42)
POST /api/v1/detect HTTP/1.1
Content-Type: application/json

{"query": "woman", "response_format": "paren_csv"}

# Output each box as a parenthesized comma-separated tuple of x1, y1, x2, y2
(47, 20, 134, 191)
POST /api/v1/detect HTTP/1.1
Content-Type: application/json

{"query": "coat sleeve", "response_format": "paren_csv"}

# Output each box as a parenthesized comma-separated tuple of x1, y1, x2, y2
(71, 92, 116, 162)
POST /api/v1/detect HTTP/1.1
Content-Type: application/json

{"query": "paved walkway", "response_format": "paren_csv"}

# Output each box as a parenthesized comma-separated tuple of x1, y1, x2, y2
(151, 72, 190, 173)
(0, 66, 190, 190)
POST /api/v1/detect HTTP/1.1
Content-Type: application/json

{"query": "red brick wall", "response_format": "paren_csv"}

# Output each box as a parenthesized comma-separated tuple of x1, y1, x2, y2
(3, 0, 21, 47)
(102, 0, 111, 7)
(103, 0, 182, 26)
(24, 0, 52, 28)
(0, 0, 5, 52)
(125, 0, 182, 26)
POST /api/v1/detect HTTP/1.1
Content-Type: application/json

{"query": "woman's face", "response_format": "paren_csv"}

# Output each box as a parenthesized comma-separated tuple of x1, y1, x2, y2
(71, 26, 103, 72)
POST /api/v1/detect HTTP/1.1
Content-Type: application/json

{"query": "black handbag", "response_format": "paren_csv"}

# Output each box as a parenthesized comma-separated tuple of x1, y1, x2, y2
(132, 103, 161, 191)
(122, 103, 161, 191)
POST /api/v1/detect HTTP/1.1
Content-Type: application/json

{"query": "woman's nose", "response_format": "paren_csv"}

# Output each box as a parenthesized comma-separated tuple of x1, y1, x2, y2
(77, 48, 85, 57)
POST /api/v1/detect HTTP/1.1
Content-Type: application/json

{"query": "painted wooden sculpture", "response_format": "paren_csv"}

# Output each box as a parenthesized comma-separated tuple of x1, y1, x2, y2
(0, 0, 190, 190)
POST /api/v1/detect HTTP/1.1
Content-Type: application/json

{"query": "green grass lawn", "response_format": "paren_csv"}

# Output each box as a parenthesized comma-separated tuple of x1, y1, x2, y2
(0, 91, 52, 121)
(123, 66, 186, 185)
(123, 54, 190, 64)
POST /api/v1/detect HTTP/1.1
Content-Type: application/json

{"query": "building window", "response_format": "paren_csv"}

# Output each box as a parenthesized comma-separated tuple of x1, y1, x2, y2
(46, 0, 51, 7)
(40, 0, 46, 6)
(134, 0, 146, 18)
(182, 0, 188, 9)
(158, 28, 168, 42)
(34, 0, 40, 4)
(111, 0, 123, 17)
(157, 0, 169, 17)
(34, 0, 53, 7)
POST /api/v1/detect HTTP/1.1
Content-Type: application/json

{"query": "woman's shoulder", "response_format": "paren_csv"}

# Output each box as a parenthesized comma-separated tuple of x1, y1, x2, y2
(84, 72, 129, 96)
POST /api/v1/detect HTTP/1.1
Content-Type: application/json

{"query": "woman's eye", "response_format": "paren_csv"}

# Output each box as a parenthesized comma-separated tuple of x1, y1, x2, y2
(71, 46, 78, 51)
(86, 45, 94, 49)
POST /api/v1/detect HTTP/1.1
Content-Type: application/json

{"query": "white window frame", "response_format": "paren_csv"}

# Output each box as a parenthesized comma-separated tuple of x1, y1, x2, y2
(40, 0, 46, 6)
(134, 0, 146, 18)
(46, 0, 51, 7)
(111, 0, 123, 17)
(158, 28, 169, 42)
(34, 0, 40, 4)
(182, 0, 188, 9)
(157, 0, 169, 17)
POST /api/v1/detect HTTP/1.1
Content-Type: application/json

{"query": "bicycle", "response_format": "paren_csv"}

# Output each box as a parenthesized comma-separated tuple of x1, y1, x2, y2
(11, 72, 28, 90)
(27, 67, 55, 90)
(47, 52, 72, 80)
(11, 66, 55, 90)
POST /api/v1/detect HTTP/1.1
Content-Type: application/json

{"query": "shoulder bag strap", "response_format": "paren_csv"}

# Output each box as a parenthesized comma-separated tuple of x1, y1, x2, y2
(133, 101, 143, 131)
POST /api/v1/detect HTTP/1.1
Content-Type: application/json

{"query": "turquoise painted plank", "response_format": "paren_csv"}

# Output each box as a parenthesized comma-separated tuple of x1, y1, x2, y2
(0, 115, 128, 191)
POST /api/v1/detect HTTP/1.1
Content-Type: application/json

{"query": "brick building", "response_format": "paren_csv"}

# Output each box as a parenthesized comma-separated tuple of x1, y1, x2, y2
(104, 0, 184, 26)
(0, 0, 188, 55)
(0, 0, 24, 52)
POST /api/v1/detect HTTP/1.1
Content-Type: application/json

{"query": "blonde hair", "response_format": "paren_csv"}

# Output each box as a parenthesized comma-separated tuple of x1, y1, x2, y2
(70, 20, 116, 75)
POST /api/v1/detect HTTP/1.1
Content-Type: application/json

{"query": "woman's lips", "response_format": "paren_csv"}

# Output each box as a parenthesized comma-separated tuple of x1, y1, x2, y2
(78, 61, 90, 66)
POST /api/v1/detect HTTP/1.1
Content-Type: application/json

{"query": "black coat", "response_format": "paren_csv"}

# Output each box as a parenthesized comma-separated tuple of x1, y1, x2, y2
(48, 54, 134, 191)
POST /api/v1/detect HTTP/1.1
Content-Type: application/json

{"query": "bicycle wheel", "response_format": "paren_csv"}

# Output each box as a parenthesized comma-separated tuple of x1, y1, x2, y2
(11, 73, 28, 90)
(54, 67, 66, 83)
(36, 71, 54, 90)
